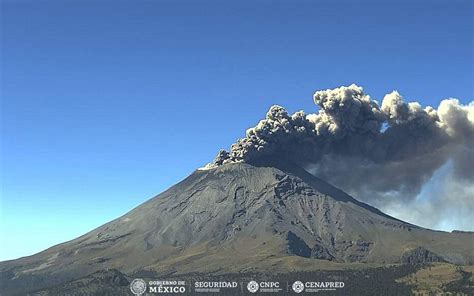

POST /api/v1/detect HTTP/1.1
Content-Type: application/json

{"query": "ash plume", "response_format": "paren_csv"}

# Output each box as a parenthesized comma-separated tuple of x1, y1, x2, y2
(210, 84, 474, 230)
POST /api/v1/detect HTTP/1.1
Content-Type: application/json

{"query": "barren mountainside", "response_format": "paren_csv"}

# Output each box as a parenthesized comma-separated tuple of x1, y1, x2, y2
(1, 161, 473, 294)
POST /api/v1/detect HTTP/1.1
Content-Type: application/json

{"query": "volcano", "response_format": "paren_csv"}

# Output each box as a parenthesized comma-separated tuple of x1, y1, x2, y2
(1, 160, 473, 294)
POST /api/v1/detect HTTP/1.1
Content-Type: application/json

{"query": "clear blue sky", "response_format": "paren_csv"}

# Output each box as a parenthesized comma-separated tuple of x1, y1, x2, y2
(1, 0, 472, 261)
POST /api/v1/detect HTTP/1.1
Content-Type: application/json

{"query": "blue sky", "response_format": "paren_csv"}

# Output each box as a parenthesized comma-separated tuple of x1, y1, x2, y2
(1, 0, 472, 261)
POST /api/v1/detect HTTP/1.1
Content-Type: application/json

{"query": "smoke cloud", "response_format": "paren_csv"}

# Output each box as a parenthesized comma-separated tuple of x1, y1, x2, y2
(210, 84, 474, 231)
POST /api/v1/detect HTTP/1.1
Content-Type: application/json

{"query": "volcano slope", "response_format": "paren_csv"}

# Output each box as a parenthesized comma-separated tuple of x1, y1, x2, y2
(1, 161, 473, 294)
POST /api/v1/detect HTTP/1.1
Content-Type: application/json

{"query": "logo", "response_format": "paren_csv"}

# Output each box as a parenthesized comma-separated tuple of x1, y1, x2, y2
(247, 281, 259, 293)
(292, 281, 304, 293)
(130, 278, 147, 296)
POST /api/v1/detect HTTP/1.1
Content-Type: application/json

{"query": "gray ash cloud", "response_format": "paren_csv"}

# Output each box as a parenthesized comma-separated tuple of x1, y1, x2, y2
(210, 84, 473, 230)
